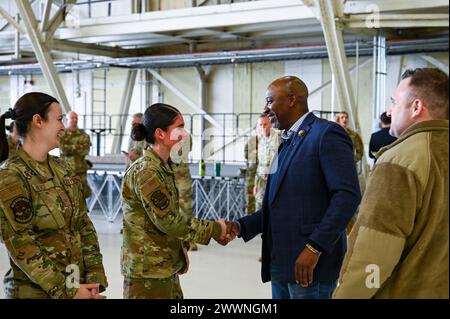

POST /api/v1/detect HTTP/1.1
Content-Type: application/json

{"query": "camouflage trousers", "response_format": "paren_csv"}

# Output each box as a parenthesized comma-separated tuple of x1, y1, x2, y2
(254, 174, 268, 211)
(123, 275, 183, 299)
(245, 167, 257, 214)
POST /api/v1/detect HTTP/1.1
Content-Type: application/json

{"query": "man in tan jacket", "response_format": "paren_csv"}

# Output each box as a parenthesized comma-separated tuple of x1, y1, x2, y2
(333, 68, 448, 299)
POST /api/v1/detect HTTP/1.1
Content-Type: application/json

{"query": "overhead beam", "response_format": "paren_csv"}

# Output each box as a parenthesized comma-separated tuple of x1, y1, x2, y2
(58, 0, 314, 40)
(48, 39, 140, 58)
(147, 68, 223, 130)
(111, 70, 138, 154)
(346, 20, 448, 28)
(0, 5, 25, 33)
(16, 0, 71, 113)
(420, 54, 449, 74)
(344, 14, 449, 28)
(344, 0, 449, 14)
(45, 0, 76, 40)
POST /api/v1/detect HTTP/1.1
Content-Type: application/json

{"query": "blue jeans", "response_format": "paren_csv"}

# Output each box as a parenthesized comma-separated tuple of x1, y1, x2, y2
(271, 280, 337, 299)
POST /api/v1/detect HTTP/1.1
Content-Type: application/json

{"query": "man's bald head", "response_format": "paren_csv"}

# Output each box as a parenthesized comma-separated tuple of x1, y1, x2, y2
(67, 111, 79, 131)
(264, 76, 310, 131)
(269, 76, 309, 109)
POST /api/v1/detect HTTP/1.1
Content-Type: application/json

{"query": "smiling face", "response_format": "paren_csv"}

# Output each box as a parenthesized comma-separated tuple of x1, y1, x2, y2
(161, 114, 187, 153)
(40, 102, 66, 151)
(263, 84, 292, 131)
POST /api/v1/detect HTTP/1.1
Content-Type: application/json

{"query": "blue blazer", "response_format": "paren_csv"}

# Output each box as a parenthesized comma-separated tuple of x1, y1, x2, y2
(238, 112, 361, 283)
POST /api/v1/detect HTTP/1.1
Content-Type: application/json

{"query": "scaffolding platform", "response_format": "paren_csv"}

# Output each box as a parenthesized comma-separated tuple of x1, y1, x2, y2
(87, 171, 247, 223)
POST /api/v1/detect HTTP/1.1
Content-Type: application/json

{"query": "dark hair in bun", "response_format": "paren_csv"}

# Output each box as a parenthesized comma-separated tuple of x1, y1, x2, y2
(131, 103, 180, 144)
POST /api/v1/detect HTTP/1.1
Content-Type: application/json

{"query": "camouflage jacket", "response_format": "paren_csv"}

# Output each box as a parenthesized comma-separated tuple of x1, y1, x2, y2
(121, 148, 220, 279)
(244, 135, 258, 168)
(59, 128, 91, 174)
(0, 148, 107, 299)
(171, 160, 192, 219)
(345, 128, 364, 163)
(6, 135, 19, 160)
(256, 129, 281, 178)
(127, 137, 148, 162)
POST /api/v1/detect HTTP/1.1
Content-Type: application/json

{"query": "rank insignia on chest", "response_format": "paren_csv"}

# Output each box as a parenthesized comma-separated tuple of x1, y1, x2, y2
(23, 170, 36, 180)
(64, 176, 81, 186)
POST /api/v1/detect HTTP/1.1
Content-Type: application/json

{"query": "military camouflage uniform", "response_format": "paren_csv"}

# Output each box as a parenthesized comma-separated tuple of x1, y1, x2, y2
(127, 137, 148, 163)
(255, 129, 281, 211)
(6, 135, 20, 158)
(6, 135, 19, 160)
(0, 148, 108, 299)
(244, 135, 258, 214)
(59, 128, 92, 198)
(172, 160, 198, 251)
(344, 128, 364, 164)
(344, 127, 364, 233)
(121, 148, 221, 299)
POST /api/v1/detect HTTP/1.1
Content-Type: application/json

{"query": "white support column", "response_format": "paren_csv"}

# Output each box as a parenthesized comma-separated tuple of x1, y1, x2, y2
(372, 32, 387, 132)
(16, 0, 72, 113)
(150, 69, 162, 104)
(420, 55, 449, 75)
(147, 68, 222, 130)
(111, 69, 138, 154)
(314, 0, 359, 130)
(143, 69, 151, 108)
(312, 0, 369, 178)
(14, 14, 21, 59)
(195, 65, 210, 160)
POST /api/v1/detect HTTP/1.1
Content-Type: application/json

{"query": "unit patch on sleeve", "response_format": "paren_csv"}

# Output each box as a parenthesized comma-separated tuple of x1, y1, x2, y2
(10, 197, 33, 224)
(150, 190, 170, 211)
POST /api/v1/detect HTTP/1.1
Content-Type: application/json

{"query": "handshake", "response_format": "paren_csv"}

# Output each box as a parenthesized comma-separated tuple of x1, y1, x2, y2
(214, 219, 239, 246)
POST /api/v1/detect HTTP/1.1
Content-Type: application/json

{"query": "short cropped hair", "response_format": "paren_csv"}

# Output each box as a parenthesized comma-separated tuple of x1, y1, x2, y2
(401, 68, 448, 119)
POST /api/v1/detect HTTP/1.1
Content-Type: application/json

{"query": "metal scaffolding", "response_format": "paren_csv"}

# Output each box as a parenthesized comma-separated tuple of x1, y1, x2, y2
(86, 172, 247, 223)
(193, 176, 246, 221)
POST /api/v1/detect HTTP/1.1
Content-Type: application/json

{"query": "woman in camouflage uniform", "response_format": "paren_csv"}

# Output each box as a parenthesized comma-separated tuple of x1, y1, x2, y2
(0, 92, 107, 299)
(334, 111, 364, 163)
(121, 103, 226, 299)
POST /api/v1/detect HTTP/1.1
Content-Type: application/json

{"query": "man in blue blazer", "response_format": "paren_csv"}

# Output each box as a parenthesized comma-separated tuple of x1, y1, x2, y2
(227, 76, 361, 299)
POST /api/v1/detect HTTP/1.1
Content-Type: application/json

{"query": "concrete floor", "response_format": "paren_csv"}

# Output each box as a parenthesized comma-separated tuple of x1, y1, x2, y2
(0, 212, 271, 299)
